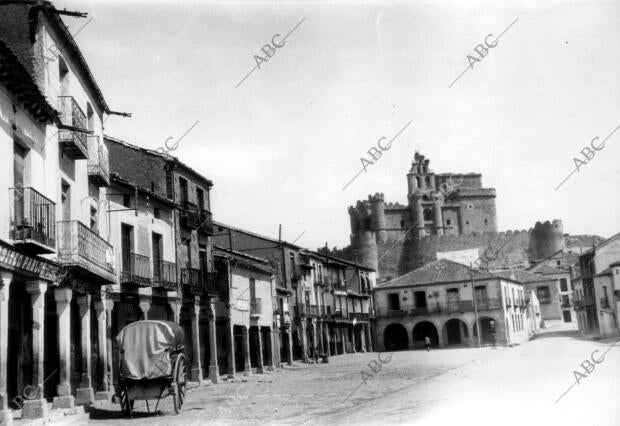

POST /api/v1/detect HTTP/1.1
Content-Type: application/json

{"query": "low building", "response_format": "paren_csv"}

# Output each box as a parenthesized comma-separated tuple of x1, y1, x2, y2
(213, 247, 276, 376)
(373, 259, 532, 350)
(572, 233, 620, 337)
(527, 255, 577, 323)
(494, 269, 564, 327)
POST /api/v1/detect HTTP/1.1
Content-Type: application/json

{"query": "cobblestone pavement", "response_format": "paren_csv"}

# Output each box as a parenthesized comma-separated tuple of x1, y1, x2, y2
(88, 329, 620, 426)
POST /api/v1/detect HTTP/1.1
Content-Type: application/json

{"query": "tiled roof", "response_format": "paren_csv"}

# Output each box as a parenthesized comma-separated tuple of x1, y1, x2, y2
(526, 263, 568, 275)
(493, 269, 554, 284)
(376, 259, 499, 289)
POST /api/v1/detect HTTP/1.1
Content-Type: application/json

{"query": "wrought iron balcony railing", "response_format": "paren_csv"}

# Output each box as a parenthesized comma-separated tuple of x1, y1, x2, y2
(153, 260, 177, 290)
(10, 187, 56, 254)
(57, 221, 115, 284)
(348, 312, 370, 322)
(374, 299, 504, 319)
(179, 200, 201, 229)
(573, 299, 584, 309)
(181, 266, 217, 295)
(251, 298, 262, 316)
(58, 96, 88, 159)
(120, 252, 151, 286)
(537, 296, 551, 304)
(198, 209, 213, 235)
(87, 136, 110, 187)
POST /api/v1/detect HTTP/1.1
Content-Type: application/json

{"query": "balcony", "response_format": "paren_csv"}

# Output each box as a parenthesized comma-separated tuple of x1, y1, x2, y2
(179, 201, 201, 229)
(181, 266, 217, 295)
(573, 299, 584, 310)
(600, 297, 610, 309)
(58, 96, 88, 159)
(348, 312, 370, 322)
(294, 304, 320, 318)
(251, 298, 262, 317)
(10, 187, 56, 254)
(57, 221, 115, 284)
(120, 252, 152, 286)
(476, 298, 503, 311)
(153, 260, 177, 291)
(87, 136, 110, 187)
(537, 297, 551, 304)
(197, 209, 213, 235)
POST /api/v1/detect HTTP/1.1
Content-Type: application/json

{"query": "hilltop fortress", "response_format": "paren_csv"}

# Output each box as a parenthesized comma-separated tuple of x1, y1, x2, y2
(340, 152, 569, 279)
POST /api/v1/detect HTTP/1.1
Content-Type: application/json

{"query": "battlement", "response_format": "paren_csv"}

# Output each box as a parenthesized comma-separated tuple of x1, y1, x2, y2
(385, 202, 407, 210)
(368, 193, 385, 202)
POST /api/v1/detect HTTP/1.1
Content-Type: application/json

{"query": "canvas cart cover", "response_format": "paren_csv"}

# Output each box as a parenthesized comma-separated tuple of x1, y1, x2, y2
(117, 320, 185, 380)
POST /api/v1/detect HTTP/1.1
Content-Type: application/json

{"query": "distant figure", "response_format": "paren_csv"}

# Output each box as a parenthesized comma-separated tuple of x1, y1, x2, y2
(490, 320, 496, 348)
(424, 336, 431, 352)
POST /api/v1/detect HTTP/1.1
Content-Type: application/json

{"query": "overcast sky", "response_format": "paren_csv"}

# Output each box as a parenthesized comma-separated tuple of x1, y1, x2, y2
(55, 0, 620, 249)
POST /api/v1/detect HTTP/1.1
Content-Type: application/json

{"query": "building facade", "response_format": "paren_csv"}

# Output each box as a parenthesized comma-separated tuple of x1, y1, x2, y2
(0, 2, 119, 423)
(212, 222, 375, 364)
(374, 260, 532, 351)
(213, 247, 276, 377)
(572, 234, 620, 337)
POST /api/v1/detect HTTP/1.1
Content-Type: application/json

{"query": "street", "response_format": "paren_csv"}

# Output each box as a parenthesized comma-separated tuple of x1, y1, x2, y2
(87, 327, 620, 425)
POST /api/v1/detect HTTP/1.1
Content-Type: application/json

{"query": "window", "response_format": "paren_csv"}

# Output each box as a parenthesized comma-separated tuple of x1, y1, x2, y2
(61, 180, 71, 221)
(197, 187, 205, 210)
(556, 260, 561, 266)
(387, 293, 400, 310)
(559, 278, 568, 292)
(467, 203, 473, 209)
(484, 218, 488, 225)
(400, 220, 405, 229)
(423, 208, 433, 221)
(289, 253, 295, 279)
(475, 286, 488, 305)
(154, 207, 161, 219)
(179, 177, 188, 205)
(537, 286, 551, 303)
(446, 219, 452, 226)
(123, 194, 131, 208)
(601, 286, 610, 309)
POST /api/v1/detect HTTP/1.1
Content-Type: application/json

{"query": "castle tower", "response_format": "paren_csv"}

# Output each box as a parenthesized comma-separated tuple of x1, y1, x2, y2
(529, 219, 565, 262)
(352, 231, 378, 272)
(406, 152, 444, 236)
(369, 193, 387, 243)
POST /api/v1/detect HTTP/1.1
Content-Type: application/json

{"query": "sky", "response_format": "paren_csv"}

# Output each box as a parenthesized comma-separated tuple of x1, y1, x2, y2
(54, 0, 620, 250)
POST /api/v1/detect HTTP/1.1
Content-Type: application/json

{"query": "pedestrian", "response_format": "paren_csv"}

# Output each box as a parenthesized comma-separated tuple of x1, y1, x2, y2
(424, 336, 431, 352)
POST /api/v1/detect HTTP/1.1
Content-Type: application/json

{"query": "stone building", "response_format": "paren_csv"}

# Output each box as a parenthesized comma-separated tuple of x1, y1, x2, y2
(373, 259, 533, 351)
(104, 136, 218, 384)
(213, 247, 277, 376)
(0, 1, 122, 422)
(572, 233, 620, 337)
(342, 151, 593, 281)
(212, 222, 375, 363)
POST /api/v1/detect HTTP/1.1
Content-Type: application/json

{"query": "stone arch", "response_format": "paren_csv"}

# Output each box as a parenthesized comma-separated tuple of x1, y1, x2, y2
(412, 320, 439, 348)
(442, 318, 470, 346)
(472, 316, 498, 345)
(383, 323, 409, 351)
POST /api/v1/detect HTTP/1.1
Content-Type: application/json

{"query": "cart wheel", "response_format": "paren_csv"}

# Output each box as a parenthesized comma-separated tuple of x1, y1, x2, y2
(172, 353, 187, 414)
(119, 386, 134, 418)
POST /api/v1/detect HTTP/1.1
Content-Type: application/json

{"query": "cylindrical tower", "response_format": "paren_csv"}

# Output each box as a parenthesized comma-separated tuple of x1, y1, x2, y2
(353, 230, 378, 273)
(369, 193, 387, 244)
(529, 219, 565, 262)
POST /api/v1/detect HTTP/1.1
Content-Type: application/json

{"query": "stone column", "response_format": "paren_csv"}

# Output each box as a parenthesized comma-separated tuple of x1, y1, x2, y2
(286, 327, 293, 366)
(300, 322, 309, 363)
(311, 319, 318, 359)
(190, 299, 202, 383)
(21, 281, 48, 419)
(94, 300, 111, 401)
(316, 320, 324, 355)
(360, 325, 367, 352)
(53, 288, 74, 409)
(207, 299, 219, 384)
(0, 272, 12, 426)
(227, 320, 236, 378)
(339, 328, 346, 355)
(351, 326, 357, 353)
(167, 292, 180, 323)
(242, 326, 251, 376)
(323, 324, 331, 357)
(266, 328, 274, 370)
(366, 324, 374, 352)
(139, 301, 151, 321)
(76, 294, 94, 406)
(255, 328, 264, 374)
(104, 299, 115, 396)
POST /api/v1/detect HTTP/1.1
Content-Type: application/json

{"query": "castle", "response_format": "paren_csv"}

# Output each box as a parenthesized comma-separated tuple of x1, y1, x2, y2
(345, 152, 567, 278)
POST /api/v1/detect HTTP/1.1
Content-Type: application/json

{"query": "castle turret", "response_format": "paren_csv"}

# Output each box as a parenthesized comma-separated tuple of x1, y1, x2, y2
(369, 193, 387, 243)
(352, 230, 378, 272)
(529, 219, 565, 262)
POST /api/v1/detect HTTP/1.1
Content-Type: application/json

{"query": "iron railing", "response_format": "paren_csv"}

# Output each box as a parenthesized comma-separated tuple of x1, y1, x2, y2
(198, 209, 213, 235)
(154, 260, 177, 290)
(87, 136, 110, 187)
(58, 96, 88, 159)
(348, 312, 370, 321)
(374, 298, 504, 319)
(251, 298, 262, 315)
(57, 220, 115, 283)
(10, 187, 56, 253)
(120, 252, 151, 286)
(181, 266, 217, 295)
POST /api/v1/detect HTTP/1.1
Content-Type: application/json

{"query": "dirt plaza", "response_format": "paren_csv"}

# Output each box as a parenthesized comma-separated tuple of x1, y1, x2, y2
(87, 327, 620, 426)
